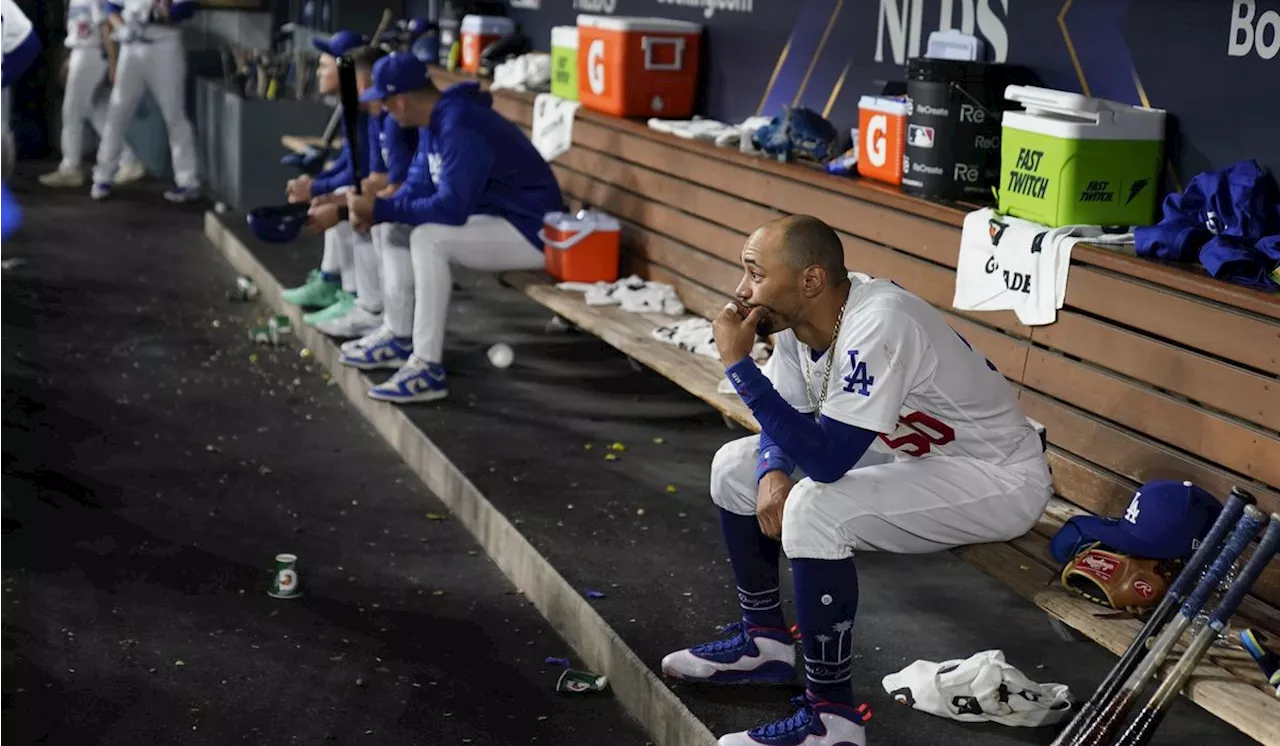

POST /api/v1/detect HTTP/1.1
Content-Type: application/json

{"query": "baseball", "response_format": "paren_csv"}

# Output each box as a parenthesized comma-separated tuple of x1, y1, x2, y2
(487, 343, 514, 369)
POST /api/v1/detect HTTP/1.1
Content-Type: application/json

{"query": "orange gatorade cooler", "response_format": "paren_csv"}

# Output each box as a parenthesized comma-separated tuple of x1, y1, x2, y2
(460, 15, 514, 73)
(576, 15, 702, 118)
(857, 96, 909, 185)
(540, 210, 621, 283)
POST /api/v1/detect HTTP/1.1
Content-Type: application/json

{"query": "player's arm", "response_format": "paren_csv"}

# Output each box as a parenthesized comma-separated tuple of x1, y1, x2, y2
(1, 0, 40, 88)
(374, 115, 493, 226)
(729, 309, 930, 483)
(729, 360, 880, 484)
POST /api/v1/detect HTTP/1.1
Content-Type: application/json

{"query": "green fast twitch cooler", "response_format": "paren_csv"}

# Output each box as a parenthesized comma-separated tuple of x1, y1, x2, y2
(551, 26, 579, 101)
(999, 86, 1166, 228)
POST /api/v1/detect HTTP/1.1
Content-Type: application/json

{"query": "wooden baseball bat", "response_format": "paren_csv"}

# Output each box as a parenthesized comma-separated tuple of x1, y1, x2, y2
(336, 55, 362, 195)
(1050, 488, 1254, 746)
(1115, 514, 1280, 745)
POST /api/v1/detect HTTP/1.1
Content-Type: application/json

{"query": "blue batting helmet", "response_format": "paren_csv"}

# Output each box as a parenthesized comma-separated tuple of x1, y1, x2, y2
(247, 203, 311, 244)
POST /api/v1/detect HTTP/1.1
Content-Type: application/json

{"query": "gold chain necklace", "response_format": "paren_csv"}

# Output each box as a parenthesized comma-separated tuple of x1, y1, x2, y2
(801, 302, 847, 421)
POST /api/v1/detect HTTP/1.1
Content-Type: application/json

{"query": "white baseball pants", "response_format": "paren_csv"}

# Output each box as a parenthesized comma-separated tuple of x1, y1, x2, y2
(376, 216, 543, 362)
(60, 48, 139, 172)
(321, 222, 361, 295)
(93, 32, 197, 188)
(373, 222, 415, 338)
(710, 435, 1052, 559)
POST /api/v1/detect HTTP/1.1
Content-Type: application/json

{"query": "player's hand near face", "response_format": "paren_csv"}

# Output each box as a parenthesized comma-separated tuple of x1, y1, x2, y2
(714, 300, 765, 368)
(756, 471, 793, 540)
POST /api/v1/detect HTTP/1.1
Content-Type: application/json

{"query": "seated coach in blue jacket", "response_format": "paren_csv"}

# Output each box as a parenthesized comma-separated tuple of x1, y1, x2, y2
(344, 52, 562, 404)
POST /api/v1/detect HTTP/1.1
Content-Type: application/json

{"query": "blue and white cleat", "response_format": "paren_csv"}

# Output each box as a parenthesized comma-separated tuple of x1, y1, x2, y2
(661, 621, 797, 684)
(717, 695, 871, 746)
(368, 357, 448, 403)
(340, 328, 413, 370)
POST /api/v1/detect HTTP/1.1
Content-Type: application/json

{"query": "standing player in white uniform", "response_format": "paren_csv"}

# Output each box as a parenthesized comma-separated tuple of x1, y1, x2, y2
(2, 0, 40, 181)
(660, 215, 1052, 746)
(39, 0, 146, 188)
(90, 0, 199, 202)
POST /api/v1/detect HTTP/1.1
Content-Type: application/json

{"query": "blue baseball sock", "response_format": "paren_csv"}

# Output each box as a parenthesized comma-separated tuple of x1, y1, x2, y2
(792, 556, 859, 706)
(718, 508, 785, 629)
(320, 271, 339, 284)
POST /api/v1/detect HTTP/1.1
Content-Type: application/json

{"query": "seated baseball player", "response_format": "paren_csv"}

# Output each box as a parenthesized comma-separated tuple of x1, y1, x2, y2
(279, 29, 369, 322)
(343, 52, 562, 403)
(661, 215, 1053, 746)
(295, 44, 403, 339)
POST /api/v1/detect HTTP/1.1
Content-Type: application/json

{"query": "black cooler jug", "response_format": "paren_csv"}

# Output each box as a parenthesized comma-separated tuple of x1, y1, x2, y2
(903, 58, 1016, 202)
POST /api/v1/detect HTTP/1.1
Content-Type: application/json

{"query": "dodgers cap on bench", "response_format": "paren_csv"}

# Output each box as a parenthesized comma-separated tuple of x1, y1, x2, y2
(1050, 480, 1222, 561)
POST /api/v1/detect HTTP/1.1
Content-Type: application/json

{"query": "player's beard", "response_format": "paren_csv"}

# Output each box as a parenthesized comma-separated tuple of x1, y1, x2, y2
(751, 306, 783, 337)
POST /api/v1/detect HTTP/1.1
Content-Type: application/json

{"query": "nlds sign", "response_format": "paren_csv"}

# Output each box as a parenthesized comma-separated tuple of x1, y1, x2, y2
(875, 0, 1011, 65)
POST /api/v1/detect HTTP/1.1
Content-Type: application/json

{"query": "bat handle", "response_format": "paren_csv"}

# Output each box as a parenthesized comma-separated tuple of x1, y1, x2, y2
(1168, 489, 1252, 600)
(1209, 515, 1280, 629)
(1179, 506, 1265, 620)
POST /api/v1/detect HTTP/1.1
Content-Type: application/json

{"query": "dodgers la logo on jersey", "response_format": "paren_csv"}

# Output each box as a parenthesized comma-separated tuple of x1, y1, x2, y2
(427, 152, 443, 186)
(841, 349, 875, 396)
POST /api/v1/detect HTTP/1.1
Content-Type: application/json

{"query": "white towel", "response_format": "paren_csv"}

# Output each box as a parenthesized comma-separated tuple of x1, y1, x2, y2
(491, 53, 551, 92)
(556, 275, 686, 316)
(531, 92, 580, 163)
(652, 317, 719, 358)
(647, 117, 736, 143)
(881, 650, 1072, 728)
(953, 208, 1133, 325)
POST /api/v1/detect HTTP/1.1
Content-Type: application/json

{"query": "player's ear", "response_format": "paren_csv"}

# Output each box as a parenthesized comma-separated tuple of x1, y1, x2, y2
(801, 265, 824, 298)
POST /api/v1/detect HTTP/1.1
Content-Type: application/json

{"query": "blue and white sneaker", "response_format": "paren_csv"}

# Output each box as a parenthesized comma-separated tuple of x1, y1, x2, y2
(368, 357, 447, 403)
(90, 182, 111, 201)
(661, 621, 797, 684)
(163, 186, 201, 204)
(340, 328, 412, 370)
(717, 694, 871, 746)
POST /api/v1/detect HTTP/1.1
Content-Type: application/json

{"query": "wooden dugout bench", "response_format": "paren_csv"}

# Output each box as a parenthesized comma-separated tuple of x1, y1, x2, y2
(284, 70, 1280, 742)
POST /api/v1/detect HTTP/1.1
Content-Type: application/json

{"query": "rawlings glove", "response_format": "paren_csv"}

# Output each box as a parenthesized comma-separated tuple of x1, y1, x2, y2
(1060, 543, 1177, 612)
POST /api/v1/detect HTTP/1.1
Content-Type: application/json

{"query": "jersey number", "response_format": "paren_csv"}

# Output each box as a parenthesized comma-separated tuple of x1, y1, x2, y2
(879, 411, 956, 457)
(841, 349, 875, 396)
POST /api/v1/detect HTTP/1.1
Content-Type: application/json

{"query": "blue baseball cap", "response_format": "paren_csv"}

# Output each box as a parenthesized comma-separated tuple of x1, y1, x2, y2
(1050, 480, 1223, 562)
(313, 29, 367, 57)
(359, 52, 432, 102)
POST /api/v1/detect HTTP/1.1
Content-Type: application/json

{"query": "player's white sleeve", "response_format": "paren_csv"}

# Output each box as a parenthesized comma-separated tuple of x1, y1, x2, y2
(761, 331, 813, 413)
(2, 0, 33, 54)
(819, 303, 935, 433)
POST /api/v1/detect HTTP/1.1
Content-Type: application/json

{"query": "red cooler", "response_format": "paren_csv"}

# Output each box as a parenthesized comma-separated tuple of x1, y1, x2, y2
(576, 15, 702, 118)
(460, 15, 514, 73)
(540, 210, 621, 283)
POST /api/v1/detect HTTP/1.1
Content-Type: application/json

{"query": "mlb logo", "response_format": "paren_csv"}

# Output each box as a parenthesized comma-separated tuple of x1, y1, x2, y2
(908, 124, 935, 149)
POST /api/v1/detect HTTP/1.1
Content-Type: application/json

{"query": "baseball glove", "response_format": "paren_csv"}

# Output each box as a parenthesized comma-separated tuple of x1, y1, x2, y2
(1060, 544, 1176, 612)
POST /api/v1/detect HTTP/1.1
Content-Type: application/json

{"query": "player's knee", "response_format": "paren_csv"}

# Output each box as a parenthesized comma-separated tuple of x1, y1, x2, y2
(709, 436, 758, 515)
(409, 223, 448, 254)
(781, 479, 851, 560)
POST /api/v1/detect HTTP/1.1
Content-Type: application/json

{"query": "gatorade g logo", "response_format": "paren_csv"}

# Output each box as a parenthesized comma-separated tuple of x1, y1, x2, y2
(587, 39, 607, 95)
(865, 115, 889, 168)
(988, 218, 1008, 246)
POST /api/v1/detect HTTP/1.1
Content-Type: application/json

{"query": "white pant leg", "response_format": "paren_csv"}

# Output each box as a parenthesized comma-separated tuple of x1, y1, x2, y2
(352, 225, 382, 313)
(709, 435, 1050, 557)
(408, 215, 544, 363)
(323, 222, 356, 291)
(375, 223, 414, 338)
(92, 43, 149, 184)
(141, 35, 198, 188)
(59, 49, 107, 171)
(781, 456, 1051, 559)
(87, 88, 138, 169)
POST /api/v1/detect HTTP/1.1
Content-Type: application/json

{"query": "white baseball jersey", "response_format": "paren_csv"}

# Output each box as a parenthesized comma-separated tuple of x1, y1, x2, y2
(65, 0, 106, 49)
(763, 272, 1041, 466)
(2, 0, 33, 55)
